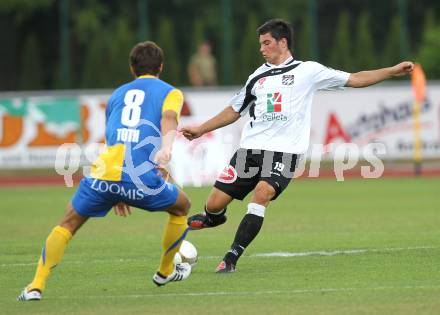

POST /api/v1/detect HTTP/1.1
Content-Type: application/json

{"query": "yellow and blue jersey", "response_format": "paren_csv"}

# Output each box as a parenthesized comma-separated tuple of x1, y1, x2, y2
(90, 75, 183, 186)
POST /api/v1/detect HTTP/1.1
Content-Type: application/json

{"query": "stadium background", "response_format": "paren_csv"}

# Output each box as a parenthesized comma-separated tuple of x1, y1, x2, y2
(1, 1, 440, 314)
(1, 0, 440, 181)
(1, 0, 440, 90)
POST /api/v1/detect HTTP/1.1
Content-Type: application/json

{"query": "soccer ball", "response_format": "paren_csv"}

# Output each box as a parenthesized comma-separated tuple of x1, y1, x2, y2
(174, 240, 198, 267)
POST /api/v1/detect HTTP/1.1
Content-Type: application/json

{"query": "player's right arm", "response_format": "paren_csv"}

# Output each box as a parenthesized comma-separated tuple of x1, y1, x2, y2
(181, 105, 240, 141)
(181, 80, 250, 141)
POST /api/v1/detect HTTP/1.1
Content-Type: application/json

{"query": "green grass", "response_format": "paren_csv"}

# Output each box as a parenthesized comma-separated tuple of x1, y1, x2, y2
(1, 178, 440, 314)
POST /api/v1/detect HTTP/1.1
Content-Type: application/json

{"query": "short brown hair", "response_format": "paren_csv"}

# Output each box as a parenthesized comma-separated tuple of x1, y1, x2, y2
(129, 41, 164, 76)
(257, 19, 293, 50)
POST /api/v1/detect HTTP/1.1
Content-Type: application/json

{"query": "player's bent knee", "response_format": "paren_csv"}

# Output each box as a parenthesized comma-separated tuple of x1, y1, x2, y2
(252, 181, 276, 204)
(59, 203, 88, 235)
(205, 188, 232, 213)
(167, 208, 187, 217)
(182, 198, 191, 215)
(167, 191, 191, 216)
(167, 199, 191, 217)
(181, 193, 191, 214)
(206, 196, 230, 213)
(167, 205, 189, 217)
(255, 181, 276, 197)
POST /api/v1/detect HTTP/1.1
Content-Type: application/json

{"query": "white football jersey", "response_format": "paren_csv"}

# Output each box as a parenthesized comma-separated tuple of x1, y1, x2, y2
(230, 56, 350, 153)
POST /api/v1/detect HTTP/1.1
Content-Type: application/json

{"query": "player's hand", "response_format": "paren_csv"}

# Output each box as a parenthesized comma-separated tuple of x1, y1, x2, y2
(391, 61, 414, 77)
(156, 166, 171, 182)
(114, 202, 131, 217)
(180, 126, 203, 141)
(154, 147, 172, 167)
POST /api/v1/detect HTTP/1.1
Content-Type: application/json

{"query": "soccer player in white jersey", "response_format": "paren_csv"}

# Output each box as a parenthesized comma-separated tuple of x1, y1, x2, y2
(181, 19, 414, 273)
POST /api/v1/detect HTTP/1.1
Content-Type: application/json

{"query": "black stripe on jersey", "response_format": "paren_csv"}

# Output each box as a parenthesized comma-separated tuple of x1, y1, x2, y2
(238, 62, 302, 115)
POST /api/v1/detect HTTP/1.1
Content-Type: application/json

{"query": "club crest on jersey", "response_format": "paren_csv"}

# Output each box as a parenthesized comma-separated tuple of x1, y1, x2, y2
(282, 74, 295, 85)
(217, 165, 237, 184)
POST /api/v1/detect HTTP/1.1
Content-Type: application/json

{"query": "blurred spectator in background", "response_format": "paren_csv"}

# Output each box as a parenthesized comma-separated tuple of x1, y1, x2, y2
(187, 41, 217, 86)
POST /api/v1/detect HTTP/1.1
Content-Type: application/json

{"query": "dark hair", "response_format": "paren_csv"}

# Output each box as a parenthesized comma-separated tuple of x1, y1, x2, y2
(257, 19, 293, 50)
(129, 41, 164, 76)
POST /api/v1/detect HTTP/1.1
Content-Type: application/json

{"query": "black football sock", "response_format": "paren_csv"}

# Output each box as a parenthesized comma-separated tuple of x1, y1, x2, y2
(224, 213, 264, 265)
(205, 206, 226, 224)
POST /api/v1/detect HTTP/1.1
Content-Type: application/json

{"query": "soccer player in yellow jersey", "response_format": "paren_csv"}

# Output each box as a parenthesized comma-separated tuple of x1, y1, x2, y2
(18, 41, 192, 301)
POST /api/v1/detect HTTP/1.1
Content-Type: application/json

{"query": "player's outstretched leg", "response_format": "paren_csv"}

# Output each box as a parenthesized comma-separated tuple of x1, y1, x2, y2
(18, 227, 73, 301)
(216, 181, 273, 273)
(17, 203, 87, 301)
(216, 204, 265, 273)
(153, 190, 192, 286)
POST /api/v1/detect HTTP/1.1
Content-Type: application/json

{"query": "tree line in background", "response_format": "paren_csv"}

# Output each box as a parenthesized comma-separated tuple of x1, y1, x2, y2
(1, 0, 440, 91)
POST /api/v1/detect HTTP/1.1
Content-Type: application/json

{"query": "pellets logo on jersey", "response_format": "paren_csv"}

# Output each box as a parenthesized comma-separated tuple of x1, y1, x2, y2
(282, 74, 295, 85)
(217, 165, 238, 184)
(267, 92, 282, 113)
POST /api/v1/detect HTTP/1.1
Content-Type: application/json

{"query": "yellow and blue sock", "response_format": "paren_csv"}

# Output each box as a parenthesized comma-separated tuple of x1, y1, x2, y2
(27, 225, 72, 292)
(158, 214, 188, 276)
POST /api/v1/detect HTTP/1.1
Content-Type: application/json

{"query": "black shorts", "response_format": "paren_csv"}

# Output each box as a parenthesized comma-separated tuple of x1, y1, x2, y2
(214, 148, 299, 201)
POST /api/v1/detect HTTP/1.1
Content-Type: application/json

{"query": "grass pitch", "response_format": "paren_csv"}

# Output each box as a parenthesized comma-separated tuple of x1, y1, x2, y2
(1, 177, 440, 314)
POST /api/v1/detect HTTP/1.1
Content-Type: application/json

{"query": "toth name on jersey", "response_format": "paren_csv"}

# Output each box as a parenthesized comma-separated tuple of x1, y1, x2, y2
(116, 127, 140, 143)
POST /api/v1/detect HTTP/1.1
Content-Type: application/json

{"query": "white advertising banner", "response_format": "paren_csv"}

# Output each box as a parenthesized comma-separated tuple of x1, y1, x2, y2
(0, 83, 439, 176)
(310, 85, 440, 159)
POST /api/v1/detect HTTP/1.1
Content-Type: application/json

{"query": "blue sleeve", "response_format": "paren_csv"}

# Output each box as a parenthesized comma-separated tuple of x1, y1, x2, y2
(106, 92, 116, 122)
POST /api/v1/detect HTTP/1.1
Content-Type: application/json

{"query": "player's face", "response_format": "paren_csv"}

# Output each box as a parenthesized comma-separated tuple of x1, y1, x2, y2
(259, 33, 285, 65)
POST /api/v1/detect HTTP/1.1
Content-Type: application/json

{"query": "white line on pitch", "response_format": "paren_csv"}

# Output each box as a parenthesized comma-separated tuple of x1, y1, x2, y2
(1, 245, 437, 267)
(202, 245, 438, 259)
(250, 245, 438, 258)
(48, 284, 440, 300)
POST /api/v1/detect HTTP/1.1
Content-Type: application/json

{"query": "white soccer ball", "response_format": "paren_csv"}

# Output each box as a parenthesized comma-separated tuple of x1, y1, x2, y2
(174, 240, 198, 267)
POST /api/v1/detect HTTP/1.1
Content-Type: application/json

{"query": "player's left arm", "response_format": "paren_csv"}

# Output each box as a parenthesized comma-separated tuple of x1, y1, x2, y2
(155, 89, 184, 167)
(156, 110, 178, 166)
(346, 61, 414, 88)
